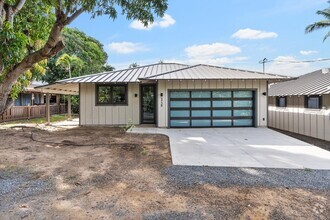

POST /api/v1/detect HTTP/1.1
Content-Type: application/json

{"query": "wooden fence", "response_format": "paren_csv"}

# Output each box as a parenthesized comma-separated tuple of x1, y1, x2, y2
(0, 104, 67, 123)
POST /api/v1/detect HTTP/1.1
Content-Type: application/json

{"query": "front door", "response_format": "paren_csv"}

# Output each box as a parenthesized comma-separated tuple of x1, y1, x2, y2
(141, 85, 156, 124)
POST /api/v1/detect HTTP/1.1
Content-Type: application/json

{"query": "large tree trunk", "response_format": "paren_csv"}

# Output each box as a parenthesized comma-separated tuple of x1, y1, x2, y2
(0, 3, 84, 115)
(0, 18, 65, 115)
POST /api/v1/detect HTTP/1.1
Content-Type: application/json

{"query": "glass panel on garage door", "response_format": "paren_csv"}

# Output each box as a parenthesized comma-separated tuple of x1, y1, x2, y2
(169, 90, 255, 128)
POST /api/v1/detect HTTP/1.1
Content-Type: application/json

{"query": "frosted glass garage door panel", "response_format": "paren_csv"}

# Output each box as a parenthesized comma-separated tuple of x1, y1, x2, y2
(170, 120, 190, 127)
(233, 119, 253, 126)
(170, 101, 190, 108)
(213, 101, 232, 108)
(170, 91, 190, 98)
(233, 91, 253, 98)
(191, 110, 211, 117)
(170, 110, 190, 117)
(213, 120, 232, 127)
(191, 101, 211, 108)
(233, 100, 253, 107)
(191, 120, 211, 127)
(191, 91, 211, 98)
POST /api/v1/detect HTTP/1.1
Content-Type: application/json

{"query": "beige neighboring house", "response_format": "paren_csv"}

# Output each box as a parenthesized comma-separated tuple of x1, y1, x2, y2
(37, 63, 288, 128)
(268, 68, 330, 141)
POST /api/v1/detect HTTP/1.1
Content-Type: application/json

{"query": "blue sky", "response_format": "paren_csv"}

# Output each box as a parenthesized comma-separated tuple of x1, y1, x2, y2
(70, 0, 329, 76)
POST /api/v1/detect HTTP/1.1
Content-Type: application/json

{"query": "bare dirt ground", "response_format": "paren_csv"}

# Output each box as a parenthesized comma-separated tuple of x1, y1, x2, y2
(0, 125, 329, 219)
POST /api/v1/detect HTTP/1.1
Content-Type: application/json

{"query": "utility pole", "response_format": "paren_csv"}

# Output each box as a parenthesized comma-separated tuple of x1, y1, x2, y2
(259, 58, 268, 73)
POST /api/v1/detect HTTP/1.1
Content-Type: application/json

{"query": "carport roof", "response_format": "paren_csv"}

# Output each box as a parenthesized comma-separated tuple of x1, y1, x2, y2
(269, 68, 330, 96)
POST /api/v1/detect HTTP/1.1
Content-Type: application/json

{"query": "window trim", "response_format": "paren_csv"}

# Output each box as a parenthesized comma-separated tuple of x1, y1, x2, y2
(276, 96, 287, 107)
(305, 95, 322, 109)
(95, 84, 128, 106)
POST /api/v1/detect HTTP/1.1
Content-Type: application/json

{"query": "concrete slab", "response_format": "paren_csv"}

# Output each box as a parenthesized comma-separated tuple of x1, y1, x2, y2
(131, 127, 330, 169)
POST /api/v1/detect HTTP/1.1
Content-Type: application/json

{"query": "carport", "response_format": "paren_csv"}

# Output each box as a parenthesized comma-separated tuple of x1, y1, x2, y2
(35, 83, 78, 124)
(131, 127, 330, 169)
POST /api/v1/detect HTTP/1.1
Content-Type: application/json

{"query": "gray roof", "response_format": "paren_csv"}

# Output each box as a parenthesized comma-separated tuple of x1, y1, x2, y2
(36, 63, 290, 95)
(140, 64, 289, 80)
(58, 63, 188, 83)
(269, 68, 330, 96)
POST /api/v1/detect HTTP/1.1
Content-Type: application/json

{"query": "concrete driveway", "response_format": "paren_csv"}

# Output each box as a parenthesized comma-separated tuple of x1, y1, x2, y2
(131, 127, 330, 169)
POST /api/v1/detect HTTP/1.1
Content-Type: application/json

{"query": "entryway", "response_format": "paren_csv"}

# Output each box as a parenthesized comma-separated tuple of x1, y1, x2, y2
(140, 84, 156, 124)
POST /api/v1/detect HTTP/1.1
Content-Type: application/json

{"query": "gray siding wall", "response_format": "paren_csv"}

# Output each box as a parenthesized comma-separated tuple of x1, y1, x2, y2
(80, 83, 140, 125)
(268, 94, 330, 141)
(157, 79, 268, 127)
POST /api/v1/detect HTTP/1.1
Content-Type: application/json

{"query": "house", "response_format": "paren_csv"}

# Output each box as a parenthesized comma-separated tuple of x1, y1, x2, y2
(14, 81, 60, 106)
(37, 63, 288, 128)
(268, 68, 330, 141)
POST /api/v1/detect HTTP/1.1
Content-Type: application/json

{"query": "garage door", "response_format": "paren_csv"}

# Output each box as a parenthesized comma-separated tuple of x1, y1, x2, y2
(169, 90, 255, 128)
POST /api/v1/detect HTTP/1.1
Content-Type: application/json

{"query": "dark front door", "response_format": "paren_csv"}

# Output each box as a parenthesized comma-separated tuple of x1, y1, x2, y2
(141, 85, 156, 124)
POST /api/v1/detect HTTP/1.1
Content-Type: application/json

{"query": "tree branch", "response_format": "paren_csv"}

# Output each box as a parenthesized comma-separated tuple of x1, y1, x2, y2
(65, 7, 85, 25)
(12, 0, 26, 14)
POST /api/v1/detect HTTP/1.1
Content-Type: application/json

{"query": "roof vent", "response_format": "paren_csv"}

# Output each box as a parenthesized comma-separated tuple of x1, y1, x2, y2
(321, 68, 329, 74)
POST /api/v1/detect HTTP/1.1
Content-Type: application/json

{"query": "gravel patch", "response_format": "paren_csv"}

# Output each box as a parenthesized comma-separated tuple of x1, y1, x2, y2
(163, 166, 330, 190)
(0, 168, 54, 212)
(144, 211, 204, 220)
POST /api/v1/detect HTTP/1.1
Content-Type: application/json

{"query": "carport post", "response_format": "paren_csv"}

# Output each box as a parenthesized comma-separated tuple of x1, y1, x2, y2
(67, 95, 72, 120)
(46, 93, 50, 124)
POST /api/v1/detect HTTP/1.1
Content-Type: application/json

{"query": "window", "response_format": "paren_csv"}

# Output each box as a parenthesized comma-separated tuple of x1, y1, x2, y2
(305, 95, 322, 109)
(96, 84, 127, 105)
(276, 96, 287, 107)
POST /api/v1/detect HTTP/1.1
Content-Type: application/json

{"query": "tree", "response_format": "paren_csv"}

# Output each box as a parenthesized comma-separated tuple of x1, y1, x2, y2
(55, 53, 84, 78)
(43, 27, 111, 83)
(305, 1, 330, 42)
(0, 0, 168, 115)
(129, 62, 139, 68)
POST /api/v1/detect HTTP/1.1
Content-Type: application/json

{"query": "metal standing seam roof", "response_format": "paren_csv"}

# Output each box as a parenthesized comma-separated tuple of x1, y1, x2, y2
(139, 64, 290, 80)
(57, 63, 188, 83)
(35, 63, 291, 95)
(269, 68, 330, 96)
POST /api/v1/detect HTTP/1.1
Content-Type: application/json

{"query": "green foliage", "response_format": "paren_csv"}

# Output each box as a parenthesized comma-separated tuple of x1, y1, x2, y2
(43, 28, 110, 83)
(0, 0, 168, 111)
(0, 1, 55, 98)
(305, 1, 330, 42)
(129, 62, 139, 68)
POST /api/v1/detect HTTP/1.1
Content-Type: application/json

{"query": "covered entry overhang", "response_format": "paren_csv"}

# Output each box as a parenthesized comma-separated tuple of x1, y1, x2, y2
(35, 83, 79, 124)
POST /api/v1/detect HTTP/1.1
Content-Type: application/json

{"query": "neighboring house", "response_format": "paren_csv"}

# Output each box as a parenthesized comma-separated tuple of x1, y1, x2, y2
(37, 63, 288, 128)
(268, 68, 330, 141)
(14, 81, 46, 106)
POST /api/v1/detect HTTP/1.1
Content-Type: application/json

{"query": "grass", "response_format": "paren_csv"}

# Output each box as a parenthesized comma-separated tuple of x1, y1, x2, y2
(1, 114, 73, 125)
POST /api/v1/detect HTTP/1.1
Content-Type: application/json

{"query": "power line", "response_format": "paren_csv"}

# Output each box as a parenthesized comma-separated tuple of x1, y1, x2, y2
(259, 57, 330, 73)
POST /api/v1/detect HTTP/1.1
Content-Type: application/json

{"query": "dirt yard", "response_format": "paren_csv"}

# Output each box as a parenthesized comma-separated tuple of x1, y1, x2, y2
(0, 125, 329, 219)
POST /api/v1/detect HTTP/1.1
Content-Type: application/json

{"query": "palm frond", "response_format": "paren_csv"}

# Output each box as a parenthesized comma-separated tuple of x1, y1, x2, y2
(305, 20, 330, 33)
(316, 9, 330, 19)
(323, 31, 330, 42)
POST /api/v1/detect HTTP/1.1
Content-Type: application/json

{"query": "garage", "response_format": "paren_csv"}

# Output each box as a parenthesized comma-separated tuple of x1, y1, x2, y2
(169, 90, 255, 128)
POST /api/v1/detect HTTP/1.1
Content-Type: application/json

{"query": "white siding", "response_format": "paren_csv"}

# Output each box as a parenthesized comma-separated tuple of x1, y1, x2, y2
(157, 79, 268, 127)
(268, 94, 330, 141)
(80, 83, 139, 125)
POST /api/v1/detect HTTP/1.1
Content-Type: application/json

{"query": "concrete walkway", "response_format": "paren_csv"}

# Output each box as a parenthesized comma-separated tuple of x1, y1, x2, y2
(131, 127, 330, 169)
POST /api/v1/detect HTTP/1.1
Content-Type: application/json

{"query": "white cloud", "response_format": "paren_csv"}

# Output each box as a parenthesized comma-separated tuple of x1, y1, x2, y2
(130, 14, 176, 30)
(185, 43, 241, 58)
(232, 28, 278, 40)
(164, 42, 246, 66)
(107, 42, 148, 54)
(300, 50, 318, 55)
(267, 56, 310, 76)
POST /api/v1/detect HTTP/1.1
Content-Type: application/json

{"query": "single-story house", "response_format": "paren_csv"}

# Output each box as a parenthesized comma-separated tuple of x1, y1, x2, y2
(14, 81, 60, 106)
(268, 68, 330, 141)
(37, 63, 288, 128)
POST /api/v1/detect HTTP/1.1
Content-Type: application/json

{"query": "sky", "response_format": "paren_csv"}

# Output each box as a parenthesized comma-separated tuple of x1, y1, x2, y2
(70, 0, 330, 76)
